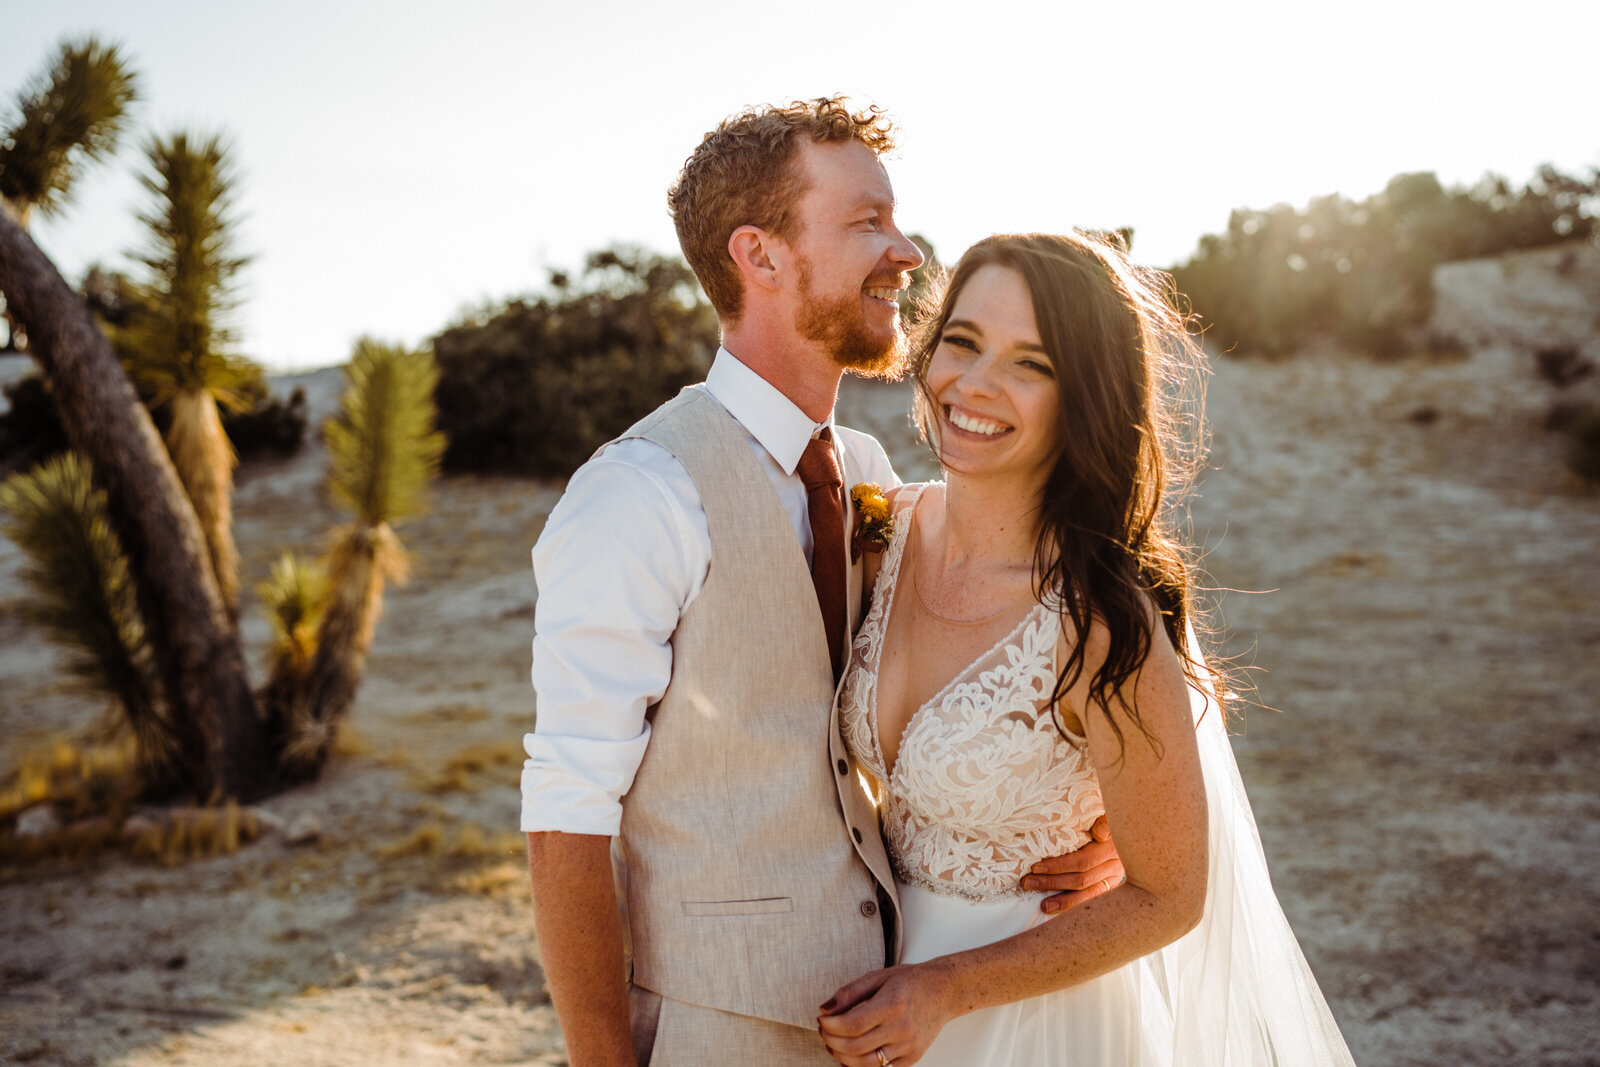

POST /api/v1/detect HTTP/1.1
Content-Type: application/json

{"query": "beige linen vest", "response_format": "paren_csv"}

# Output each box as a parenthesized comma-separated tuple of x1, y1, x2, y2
(608, 385, 899, 1029)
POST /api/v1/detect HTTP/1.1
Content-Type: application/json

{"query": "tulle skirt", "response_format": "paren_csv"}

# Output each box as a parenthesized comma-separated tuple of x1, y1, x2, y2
(900, 883, 1169, 1066)
(897, 635, 1358, 1066)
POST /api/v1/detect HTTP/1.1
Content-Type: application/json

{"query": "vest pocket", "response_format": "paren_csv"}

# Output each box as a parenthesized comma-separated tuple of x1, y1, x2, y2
(680, 897, 794, 916)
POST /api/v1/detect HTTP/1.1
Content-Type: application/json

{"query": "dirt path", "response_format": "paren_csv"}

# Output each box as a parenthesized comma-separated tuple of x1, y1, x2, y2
(2, 243, 1597, 1065)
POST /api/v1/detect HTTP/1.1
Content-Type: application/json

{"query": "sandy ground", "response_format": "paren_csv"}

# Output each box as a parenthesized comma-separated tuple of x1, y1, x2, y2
(1, 241, 1597, 1066)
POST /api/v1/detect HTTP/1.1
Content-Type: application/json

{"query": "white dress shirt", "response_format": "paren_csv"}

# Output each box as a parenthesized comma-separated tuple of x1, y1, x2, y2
(520, 350, 900, 835)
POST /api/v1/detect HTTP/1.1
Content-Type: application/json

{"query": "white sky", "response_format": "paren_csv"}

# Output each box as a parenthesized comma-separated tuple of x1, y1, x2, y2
(5, 0, 1597, 370)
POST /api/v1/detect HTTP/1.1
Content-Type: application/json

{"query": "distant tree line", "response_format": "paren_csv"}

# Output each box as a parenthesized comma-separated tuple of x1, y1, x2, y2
(1173, 165, 1599, 358)
(432, 247, 719, 476)
(431, 233, 941, 477)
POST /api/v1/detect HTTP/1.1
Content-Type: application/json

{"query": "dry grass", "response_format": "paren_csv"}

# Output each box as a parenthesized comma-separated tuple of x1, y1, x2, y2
(0, 735, 140, 824)
(402, 703, 492, 725)
(376, 820, 524, 898)
(447, 859, 527, 899)
(417, 739, 523, 795)
(0, 735, 272, 873)
(127, 802, 262, 866)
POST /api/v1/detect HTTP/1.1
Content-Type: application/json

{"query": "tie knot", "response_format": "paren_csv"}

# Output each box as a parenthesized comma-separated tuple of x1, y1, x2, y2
(797, 430, 842, 494)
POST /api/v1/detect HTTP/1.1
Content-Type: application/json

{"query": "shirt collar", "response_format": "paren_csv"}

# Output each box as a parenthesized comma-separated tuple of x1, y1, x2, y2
(704, 347, 833, 475)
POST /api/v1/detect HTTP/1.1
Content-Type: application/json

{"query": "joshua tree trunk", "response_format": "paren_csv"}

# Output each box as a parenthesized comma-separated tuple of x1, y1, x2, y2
(280, 522, 404, 777)
(0, 204, 274, 800)
(167, 388, 240, 621)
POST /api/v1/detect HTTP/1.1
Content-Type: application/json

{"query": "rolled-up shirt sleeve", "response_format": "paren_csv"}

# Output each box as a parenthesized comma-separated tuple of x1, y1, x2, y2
(520, 443, 704, 836)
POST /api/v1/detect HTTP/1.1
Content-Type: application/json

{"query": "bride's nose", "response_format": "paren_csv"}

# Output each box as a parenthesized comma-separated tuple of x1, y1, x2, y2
(955, 355, 1003, 399)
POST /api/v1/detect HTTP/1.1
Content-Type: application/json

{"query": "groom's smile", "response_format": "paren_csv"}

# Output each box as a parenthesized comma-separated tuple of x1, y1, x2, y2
(782, 139, 922, 376)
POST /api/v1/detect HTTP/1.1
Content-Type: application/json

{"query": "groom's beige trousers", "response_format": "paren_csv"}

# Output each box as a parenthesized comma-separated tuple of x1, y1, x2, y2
(601, 387, 900, 1064)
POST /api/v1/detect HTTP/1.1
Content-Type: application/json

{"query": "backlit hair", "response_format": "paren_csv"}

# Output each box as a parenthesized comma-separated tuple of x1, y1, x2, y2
(911, 232, 1214, 752)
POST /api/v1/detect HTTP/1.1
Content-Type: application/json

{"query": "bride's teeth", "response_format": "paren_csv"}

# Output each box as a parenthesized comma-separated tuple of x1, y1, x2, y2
(948, 408, 1007, 436)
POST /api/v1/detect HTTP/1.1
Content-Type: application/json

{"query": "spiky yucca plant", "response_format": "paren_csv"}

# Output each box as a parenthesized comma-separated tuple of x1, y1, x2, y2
(0, 454, 175, 782)
(257, 551, 327, 740)
(0, 38, 139, 227)
(0, 36, 137, 352)
(259, 551, 327, 675)
(283, 339, 444, 773)
(118, 131, 252, 620)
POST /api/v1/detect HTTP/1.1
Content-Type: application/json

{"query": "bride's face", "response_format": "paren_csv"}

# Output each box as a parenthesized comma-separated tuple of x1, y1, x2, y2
(925, 264, 1061, 485)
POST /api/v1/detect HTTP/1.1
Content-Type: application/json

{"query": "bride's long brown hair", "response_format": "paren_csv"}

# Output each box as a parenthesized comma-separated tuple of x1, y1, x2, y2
(909, 232, 1211, 753)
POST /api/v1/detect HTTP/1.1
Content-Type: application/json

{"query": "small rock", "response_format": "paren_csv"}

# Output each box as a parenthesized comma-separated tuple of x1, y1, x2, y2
(16, 804, 61, 838)
(122, 813, 157, 841)
(65, 815, 117, 839)
(285, 812, 323, 845)
(250, 807, 287, 835)
(1534, 346, 1594, 388)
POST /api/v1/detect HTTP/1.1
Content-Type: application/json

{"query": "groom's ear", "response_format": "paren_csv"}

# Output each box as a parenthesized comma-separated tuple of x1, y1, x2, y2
(728, 225, 784, 295)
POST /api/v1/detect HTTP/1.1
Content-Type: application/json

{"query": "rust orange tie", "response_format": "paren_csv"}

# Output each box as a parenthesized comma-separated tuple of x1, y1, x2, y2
(797, 429, 847, 681)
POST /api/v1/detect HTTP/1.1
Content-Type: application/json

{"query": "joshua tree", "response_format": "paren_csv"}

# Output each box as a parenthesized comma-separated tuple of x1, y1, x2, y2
(118, 132, 251, 620)
(0, 38, 138, 351)
(0, 206, 271, 800)
(280, 339, 444, 774)
(0, 40, 440, 806)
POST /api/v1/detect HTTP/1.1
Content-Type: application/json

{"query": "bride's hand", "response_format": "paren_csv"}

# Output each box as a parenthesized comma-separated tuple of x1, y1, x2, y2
(1021, 813, 1126, 913)
(817, 963, 955, 1066)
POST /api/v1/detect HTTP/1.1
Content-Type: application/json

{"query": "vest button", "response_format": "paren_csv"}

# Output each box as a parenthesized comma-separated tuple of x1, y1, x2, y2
(860, 899, 878, 917)
(837, 758, 848, 775)
(851, 827, 863, 844)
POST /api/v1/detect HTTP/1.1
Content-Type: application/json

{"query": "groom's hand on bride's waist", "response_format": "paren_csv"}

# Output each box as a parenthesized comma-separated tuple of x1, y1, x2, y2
(1019, 815, 1126, 914)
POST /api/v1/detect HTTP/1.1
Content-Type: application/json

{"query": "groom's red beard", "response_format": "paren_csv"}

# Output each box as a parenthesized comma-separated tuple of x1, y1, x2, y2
(794, 261, 909, 380)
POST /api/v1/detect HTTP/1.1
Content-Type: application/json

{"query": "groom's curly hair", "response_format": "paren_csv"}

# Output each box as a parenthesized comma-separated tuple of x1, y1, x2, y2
(668, 96, 897, 322)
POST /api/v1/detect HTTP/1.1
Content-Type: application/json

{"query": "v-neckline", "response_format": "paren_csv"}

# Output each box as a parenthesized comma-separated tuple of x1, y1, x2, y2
(867, 486, 1045, 784)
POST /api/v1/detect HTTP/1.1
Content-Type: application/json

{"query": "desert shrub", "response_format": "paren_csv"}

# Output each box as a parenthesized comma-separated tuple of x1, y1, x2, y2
(431, 246, 717, 476)
(1174, 164, 1598, 358)
(0, 374, 69, 473)
(223, 381, 308, 460)
(0, 368, 306, 471)
(1534, 346, 1595, 388)
(1560, 401, 1600, 482)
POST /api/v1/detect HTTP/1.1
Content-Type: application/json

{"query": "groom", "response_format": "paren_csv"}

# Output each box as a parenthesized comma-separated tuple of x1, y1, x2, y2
(522, 98, 1121, 1066)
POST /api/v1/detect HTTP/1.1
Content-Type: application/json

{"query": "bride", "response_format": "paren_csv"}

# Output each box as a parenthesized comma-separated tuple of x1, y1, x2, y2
(818, 233, 1356, 1066)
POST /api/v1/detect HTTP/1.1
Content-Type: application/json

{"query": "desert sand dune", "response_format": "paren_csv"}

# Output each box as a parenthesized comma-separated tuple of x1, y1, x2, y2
(1, 241, 1596, 1065)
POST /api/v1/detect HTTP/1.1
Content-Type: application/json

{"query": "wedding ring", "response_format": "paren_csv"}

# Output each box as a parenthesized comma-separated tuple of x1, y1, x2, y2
(876, 1049, 893, 1067)
(1100, 877, 1112, 893)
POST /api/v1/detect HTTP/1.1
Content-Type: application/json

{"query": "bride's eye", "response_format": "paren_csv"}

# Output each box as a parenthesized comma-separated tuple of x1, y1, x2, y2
(941, 334, 978, 351)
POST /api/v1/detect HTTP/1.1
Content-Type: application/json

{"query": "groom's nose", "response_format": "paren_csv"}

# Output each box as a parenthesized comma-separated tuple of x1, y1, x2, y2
(886, 226, 923, 272)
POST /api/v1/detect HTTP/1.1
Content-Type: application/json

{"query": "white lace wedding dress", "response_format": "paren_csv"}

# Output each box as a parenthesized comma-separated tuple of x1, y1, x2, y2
(837, 485, 1357, 1066)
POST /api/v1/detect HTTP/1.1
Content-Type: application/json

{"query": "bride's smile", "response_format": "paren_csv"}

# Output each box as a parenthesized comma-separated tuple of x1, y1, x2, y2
(926, 264, 1062, 487)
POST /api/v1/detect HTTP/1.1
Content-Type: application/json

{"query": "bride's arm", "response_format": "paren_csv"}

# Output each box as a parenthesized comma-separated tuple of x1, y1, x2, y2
(818, 607, 1209, 1067)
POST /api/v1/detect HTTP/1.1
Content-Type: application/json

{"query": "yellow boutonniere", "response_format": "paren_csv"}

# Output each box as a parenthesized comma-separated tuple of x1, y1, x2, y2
(850, 482, 894, 561)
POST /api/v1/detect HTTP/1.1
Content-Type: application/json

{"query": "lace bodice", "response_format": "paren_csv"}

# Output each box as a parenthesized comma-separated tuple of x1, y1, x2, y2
(838, 485, 1106, 902)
